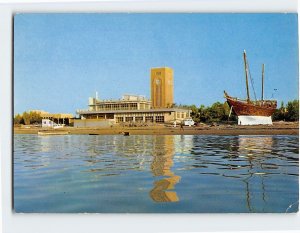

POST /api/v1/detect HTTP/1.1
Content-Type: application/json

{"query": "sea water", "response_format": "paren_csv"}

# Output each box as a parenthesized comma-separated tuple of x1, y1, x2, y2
(14, 134, 299, 213)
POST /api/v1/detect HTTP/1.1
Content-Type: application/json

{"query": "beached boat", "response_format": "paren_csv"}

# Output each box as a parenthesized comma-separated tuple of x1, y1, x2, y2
(224, 92, 277, 117)
(38, 131, 69, 136)
(224, 51, 277, 125)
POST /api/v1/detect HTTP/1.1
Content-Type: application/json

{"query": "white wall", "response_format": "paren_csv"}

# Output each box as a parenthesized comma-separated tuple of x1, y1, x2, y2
(238, 116, 273, 125)
(42, 119, 54, 127)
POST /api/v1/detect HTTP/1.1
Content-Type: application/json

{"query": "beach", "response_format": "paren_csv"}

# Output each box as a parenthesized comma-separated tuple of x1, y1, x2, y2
(14, 121, 299, 135)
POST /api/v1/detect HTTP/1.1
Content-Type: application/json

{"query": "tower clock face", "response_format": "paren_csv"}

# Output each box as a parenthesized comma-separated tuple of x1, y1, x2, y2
(168, 80, 172, 85)
(156, 79, 161, 85)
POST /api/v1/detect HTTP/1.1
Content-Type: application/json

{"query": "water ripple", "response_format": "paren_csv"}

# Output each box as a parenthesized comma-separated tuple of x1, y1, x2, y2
(14, 134, 299, 213)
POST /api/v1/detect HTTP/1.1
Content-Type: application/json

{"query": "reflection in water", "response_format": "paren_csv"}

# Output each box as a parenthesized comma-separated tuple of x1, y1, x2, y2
(150, 176, 181, 202)
(150, 136, 181, 202)
(175, 135, 194, 155)
(237, 136, 274, 212)
(14, 134, 299, 213)
(238, 136, 273, 155)
(189, 135, 298, 213)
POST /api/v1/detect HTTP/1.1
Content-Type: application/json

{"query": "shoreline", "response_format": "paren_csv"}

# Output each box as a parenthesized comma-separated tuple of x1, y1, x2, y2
(14, 122, 299, 136)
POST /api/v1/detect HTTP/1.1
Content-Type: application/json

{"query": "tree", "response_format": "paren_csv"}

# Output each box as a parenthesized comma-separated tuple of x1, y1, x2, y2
(286, 100, 299, 121)
(22, 112, 31, 125)
(272, 100, 299, 122)
(272, 101, 286, 121)
(14, 111, 42, 125)
(187, 99, 299, 123)
(209, 102, 226, 121)
(14, 114, 23, 125)
(190, 105, 200, 122)
(199, 105, 210, 122)
(29, 111, 42, 124)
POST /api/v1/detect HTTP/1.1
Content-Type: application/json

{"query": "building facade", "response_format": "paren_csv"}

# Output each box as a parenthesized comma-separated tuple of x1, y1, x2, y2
(151, 67, 174, 109)
(76, 94, 190, 126)
(75, 67, 191, 127)
(31, 110, 73, 125)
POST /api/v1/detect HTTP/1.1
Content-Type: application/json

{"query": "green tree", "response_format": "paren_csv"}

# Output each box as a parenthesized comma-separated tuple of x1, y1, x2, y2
(22, 112, 31, 125)
(272, 101, 286, 121)
(15, 111, 43, 125)
(199, 105, 210, 122)
(286, 100, 299, 121)
(29, 111, 42, 124)
(208, 102, 227, 122)
(14, 114, 23, 125)
(190, 104, 200, 122)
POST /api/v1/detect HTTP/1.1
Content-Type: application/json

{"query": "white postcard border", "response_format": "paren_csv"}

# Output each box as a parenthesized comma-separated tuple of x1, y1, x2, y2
(1, 1, 299, 233)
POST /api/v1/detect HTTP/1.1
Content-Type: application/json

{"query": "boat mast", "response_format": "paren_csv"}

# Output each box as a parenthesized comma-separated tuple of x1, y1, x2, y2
(261, 64, 264, 101)
(243, 50, 250, 102)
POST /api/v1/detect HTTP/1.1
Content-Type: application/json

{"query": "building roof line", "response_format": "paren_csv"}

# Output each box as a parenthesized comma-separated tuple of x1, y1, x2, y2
(77, 108, 190, 114)
(150, 67, 173, 70)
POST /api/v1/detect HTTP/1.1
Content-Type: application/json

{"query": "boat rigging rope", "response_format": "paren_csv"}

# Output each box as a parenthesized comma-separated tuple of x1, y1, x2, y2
(247, 60, 257, 101)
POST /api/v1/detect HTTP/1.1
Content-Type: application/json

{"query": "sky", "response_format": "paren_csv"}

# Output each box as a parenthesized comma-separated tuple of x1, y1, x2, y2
(14, 13, 298, 115)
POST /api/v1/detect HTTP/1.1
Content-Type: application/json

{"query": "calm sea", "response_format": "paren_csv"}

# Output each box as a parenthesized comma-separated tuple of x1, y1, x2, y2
(14, 134, 299, 213)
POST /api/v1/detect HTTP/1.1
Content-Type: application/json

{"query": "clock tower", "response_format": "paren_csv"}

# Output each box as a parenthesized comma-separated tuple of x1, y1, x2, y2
(150, 67, 174, 109)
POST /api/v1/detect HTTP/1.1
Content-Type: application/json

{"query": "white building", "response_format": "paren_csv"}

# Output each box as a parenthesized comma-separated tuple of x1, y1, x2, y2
(42, 119, 64, 128)
(42, 119, 54, 128)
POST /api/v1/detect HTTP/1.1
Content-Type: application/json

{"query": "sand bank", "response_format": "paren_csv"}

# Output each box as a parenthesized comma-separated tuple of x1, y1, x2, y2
(14, 122, 299, 135)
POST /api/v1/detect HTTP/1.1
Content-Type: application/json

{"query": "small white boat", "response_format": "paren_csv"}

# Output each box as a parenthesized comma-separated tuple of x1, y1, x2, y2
(38, 131, 69, 136)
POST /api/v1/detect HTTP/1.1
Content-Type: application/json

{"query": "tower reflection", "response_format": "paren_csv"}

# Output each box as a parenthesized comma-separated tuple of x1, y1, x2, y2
(237, 136, 274, 212)
(149, 135, 181, 202)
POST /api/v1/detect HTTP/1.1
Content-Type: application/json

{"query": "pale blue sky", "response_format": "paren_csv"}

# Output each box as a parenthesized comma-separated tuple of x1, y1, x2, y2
(14, 13, 298, 114)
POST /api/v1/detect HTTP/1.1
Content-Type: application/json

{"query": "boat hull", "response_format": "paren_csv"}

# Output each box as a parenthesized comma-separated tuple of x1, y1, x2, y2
(225, 93, 277, 117)
(38, 131, 69, 136)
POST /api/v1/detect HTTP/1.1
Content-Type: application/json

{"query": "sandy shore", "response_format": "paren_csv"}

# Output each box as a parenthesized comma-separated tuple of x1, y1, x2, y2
(14, 122, 299, 135)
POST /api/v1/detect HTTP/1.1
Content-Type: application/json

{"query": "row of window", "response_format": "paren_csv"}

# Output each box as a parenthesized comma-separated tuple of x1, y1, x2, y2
(139, 104, 151, 110)
(92, 103, 155, 111)
(83, 114, 115, 119)
(155, 116, 164, 122)
(93, 103, 138, 111)
(115, 112, 165, 117)
(116, 116, 165, 123)
(177, 112, 187, 119)
(115, 112, 149, 117)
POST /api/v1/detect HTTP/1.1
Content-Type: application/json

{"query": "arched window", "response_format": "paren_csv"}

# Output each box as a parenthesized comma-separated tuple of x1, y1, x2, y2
(155, 79, 161, 107)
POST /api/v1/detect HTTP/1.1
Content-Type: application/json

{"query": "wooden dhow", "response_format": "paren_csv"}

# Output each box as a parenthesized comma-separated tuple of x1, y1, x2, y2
(224, 51, 277, 125)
